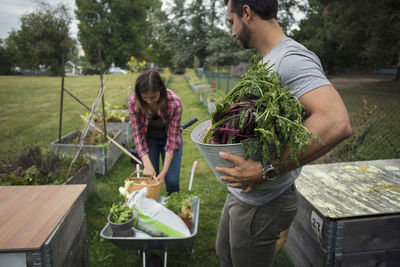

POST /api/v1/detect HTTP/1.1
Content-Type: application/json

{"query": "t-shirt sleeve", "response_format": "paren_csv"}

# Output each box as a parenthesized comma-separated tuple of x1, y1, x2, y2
(276, 51, 332, 99)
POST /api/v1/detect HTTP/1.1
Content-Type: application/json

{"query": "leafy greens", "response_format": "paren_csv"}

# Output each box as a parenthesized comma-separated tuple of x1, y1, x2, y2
(203, 55, 321, 167)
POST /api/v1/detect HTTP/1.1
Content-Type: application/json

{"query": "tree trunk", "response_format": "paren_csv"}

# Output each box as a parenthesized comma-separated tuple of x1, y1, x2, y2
(395, 64, 400, 81)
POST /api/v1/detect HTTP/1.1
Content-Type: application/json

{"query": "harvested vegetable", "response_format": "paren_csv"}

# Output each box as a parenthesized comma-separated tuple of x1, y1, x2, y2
(109, 202, 133, 223)
(165, 191, 196, 228)
(203, 55, 321, 167)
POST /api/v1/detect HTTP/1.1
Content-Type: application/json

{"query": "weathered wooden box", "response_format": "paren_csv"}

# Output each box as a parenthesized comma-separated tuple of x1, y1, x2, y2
(64, 160, 96, 201)
(101, 121, 132, 144)
(0, 185, 88, 267)
(285, 159, 400, 267)
(50, 129, 123, 175)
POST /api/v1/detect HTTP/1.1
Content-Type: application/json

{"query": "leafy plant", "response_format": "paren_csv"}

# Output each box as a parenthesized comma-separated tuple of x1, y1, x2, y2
(81, 102, 129, 123)
(126, 56, 147, 73)
(165, 191, 196, 227)
(61, 127, 116, 147)
(0, 145, 89, 185)
(204, 55, 322, 167)
(109, 202, 133, 224)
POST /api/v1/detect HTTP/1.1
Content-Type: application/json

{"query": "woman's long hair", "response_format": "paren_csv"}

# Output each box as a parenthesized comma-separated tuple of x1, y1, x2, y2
(134, 70, 167, 117)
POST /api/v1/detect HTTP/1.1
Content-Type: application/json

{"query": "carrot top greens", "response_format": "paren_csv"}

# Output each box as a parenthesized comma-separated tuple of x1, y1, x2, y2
(203, 55, 321, 167)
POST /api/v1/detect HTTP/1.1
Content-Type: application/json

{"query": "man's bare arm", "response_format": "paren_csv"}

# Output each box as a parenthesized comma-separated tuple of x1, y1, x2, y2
(216, 85, 352, 192)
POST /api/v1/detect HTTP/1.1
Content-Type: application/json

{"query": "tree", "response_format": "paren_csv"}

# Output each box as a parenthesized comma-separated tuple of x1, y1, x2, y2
(205, 27, 253, 71)
(0, 39, 15, 75)
(278, 0, 307, 34)
(187, 0, 209, 68)
(154, 0, 305, 71)
(6, 2, 76, 76)
(158, 0, 193, 70)
(292, 0, 400, 79)
(143, 0, 172, 67)
(75, 0, 152, 71)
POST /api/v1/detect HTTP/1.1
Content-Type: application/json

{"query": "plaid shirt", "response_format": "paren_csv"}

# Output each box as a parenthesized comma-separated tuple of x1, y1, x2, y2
(128, 89, 182, 157)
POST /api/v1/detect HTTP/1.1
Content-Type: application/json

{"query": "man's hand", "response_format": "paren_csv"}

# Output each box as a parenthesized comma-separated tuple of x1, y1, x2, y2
(215, 152, 264, 193)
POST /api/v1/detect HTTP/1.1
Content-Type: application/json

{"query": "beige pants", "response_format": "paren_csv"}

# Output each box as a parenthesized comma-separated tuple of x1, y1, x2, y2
(216, 185, 299, 267)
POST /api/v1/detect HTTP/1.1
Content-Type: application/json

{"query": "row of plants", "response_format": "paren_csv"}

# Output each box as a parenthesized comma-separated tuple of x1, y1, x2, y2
(184, 69, 226, 114)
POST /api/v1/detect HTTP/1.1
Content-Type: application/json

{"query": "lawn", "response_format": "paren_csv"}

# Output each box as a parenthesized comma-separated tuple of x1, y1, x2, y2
(1, 72, 398, 266)
(0, 73, 136, 160)
(0, 73, 293, 266)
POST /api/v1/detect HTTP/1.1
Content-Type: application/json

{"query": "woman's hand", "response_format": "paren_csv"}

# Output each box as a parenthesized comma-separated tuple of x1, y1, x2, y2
(143, 165, 156, 178)
(156, 171, 167, 184)
(141, 154, 156, 177)
(157, 151, 174, 184)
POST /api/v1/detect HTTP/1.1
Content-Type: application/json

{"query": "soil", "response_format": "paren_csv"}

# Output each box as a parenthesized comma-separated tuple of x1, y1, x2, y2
(59, 129, 115, 145)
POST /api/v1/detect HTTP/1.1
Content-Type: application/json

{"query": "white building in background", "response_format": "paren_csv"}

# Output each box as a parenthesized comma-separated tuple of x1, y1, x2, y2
(65, 61, 76, 76)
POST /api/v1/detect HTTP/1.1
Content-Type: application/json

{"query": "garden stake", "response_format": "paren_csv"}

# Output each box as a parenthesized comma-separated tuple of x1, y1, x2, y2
(68, 68, 111, 176)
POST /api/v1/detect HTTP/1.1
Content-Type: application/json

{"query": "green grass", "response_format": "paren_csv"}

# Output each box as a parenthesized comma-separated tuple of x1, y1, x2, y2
(84, 75, 293, 266)
(0, 73, 293, 266)
(0, 74, 136, 160)
(2, 72, 398, 265)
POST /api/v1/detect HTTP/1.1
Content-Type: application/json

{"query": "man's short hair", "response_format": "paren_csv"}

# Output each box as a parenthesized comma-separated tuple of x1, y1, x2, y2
(225, 0, 278, 20)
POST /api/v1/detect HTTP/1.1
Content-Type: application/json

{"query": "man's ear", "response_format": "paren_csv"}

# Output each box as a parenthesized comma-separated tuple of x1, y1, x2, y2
(242, 5, 253, 22)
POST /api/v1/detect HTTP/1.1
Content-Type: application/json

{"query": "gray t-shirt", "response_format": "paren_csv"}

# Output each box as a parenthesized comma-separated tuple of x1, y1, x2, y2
(229, 38, 331, 206)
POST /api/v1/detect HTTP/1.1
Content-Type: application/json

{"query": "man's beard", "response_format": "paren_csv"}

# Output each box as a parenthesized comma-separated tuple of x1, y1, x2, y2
(238, 21, 251, 49)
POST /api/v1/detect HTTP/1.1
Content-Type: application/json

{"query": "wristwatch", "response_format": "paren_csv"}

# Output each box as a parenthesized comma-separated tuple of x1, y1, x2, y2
(261, 162, 278, 181)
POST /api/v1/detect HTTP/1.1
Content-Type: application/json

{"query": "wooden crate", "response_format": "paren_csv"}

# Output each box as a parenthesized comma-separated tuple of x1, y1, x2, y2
(0, 185, 88, 267)
(50, 129, 123, 175)
(285, 159, 400, 267)
(64, 160, 96, 201)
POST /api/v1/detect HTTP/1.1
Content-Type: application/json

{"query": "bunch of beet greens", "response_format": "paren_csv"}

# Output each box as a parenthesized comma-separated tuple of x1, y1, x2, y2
(203, 55, 321, 167)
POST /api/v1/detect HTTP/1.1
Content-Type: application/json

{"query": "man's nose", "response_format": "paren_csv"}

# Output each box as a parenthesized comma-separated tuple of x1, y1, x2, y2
(231, 30, 237, 39)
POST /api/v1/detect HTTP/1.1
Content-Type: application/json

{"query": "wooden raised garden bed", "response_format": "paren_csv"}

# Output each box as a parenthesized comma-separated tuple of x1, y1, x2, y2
(98, 121, 132, 144)
(285, 159, 400, 267)
(0, 145, 96, 200)
(65, 160, 96, 200)
(50, 129, 123, 175)
(0, 185, 88, 266)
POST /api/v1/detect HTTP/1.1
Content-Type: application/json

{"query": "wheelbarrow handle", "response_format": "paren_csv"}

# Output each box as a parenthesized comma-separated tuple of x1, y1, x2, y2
(181, 118, 198, 130)
(188, 161, 198, 191)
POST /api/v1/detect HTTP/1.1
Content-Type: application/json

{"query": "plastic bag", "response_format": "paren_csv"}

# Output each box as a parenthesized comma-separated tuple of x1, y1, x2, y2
(126, 187, 190, 237)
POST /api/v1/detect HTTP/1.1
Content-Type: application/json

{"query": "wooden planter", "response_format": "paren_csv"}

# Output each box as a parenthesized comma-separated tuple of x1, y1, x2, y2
(0, 185, 88, 267)
(50, 129, 123, 175)
(207, 99, 216, 114)
(64, 160, 96, 200)
(98, 121, 132, 144)
(284, 159, 400, 267)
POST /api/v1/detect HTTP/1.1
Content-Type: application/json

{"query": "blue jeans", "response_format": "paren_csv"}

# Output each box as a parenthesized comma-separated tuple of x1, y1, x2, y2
(146, 136, 182, 194)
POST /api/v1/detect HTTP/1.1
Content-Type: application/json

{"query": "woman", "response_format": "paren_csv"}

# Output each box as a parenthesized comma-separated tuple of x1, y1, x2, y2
(128, 70, 183, 195)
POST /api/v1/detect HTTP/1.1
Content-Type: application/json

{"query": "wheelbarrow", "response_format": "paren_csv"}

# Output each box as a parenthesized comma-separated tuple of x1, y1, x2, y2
(100, 161, 200, 267)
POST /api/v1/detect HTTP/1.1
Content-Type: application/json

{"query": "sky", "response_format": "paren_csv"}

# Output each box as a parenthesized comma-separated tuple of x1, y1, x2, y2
(0, 0, 79, 39)
(0, 0, 176, 40)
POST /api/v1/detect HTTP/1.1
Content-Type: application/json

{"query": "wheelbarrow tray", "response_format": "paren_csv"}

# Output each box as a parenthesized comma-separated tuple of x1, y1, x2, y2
(100, 197, 200, 251)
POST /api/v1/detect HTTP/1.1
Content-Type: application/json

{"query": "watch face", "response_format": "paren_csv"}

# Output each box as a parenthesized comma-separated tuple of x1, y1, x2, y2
(262, 163, 274, 180)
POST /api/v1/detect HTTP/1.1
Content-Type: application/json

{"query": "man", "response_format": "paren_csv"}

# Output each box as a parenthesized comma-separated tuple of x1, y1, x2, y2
(215, 1, 352, 266)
